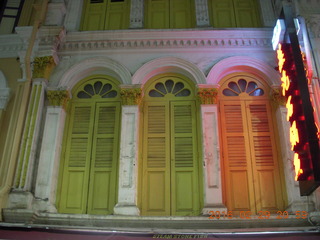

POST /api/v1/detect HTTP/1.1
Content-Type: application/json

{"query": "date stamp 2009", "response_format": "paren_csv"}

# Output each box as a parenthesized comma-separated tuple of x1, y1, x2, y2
(208, 210, 308, 220)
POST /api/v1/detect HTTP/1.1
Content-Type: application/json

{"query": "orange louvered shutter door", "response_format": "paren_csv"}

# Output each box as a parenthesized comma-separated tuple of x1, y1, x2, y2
(246, 101, 284, 213)
(220, 101, 256, 214)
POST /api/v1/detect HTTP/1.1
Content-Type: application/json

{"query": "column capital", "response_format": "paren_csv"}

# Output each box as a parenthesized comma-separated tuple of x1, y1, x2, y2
(271, 88, 286, 106)
(120, 88, 142, 105)
(47, 89, 70, 109)
(33, 56, 56, 79)
(198, 88, 218, 105)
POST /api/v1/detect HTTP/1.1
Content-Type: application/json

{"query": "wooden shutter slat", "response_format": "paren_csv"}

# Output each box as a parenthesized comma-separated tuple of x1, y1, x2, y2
(253, 136, 274, 167)
(147, 137, 166, 168)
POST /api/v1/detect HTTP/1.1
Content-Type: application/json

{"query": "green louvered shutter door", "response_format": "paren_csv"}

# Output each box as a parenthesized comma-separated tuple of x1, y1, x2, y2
(170, 0, 194, 28)
(142, 102, 171, 215)
(209, 0, 236, 27)
(105, 0, 130, 30)
(171, 101, 200, 215)
(233, 0, 261, 27)
(145, 0, 170, 28)
(59, 103, 94, 213)
(87, 102, 121, 214)
(81, 0, 108, 31)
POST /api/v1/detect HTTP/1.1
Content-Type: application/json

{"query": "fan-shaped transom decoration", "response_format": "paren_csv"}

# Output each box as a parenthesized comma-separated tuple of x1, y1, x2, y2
(77, 81, 118, 99)
(222, 79, 264, 97)
(149, 79, 191, 97)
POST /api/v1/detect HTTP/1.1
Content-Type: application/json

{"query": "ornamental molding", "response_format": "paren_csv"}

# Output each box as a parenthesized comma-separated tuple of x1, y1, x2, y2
(0, 34, 24, 58)
(56, 57, 132, 90)
(33, 56, 56, 79)
(59, 29, 273, 54)
(198, 88, 218, 104)
(120, 88, 142, 105)
(132, 57, 207, 85)
(46, 89, 70, 109)
(207, 56, 281, 87)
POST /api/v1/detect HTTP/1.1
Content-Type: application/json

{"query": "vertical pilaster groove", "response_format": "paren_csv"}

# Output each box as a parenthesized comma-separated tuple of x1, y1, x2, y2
(14, 81, 45, 190)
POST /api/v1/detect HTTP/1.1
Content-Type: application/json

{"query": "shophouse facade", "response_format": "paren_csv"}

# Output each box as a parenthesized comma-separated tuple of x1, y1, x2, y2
(0, 0, 319, 229)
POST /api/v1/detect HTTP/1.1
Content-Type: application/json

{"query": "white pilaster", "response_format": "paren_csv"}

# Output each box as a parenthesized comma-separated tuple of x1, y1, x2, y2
(12, 79, 46, 191)
(195, 0, 210, 27)
(114, 105, 140, 215)
(201, 105, 226, 215)
(130, 0, 144, 28)
(33, 106, 66, 212)
(64, 0, 84, 31)
(258, 0, 276, 27)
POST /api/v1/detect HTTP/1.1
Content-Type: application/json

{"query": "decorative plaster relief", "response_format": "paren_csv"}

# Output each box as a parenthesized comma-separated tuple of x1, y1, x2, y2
(130, 0, 144, 28)
(59, 29, 273, 54)
(120, 88, 142, 105)
(195, 0, 210, 27)
(198, 88, 218, 104)
(0, 32, 24, 58)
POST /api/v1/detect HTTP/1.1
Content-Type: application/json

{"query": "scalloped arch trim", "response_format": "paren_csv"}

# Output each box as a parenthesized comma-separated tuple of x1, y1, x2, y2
(132, 57, 206, 85)
(207, 56, 281, 87)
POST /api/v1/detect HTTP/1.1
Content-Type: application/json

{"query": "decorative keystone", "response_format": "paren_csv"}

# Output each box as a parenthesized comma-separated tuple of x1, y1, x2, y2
(120, 88, 142, 105)
(198, 88, 218, 104)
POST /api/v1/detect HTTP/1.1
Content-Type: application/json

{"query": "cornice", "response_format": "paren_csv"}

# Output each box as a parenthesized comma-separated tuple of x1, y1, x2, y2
(0, 34, 24, 58)
(59, 29, 274, 54)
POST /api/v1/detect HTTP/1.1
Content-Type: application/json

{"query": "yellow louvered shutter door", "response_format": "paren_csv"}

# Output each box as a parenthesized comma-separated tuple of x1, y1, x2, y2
(145, 0, 170, 29)
(59, 103, 94, 213)
(105, 0, 130, 30)
(220, 101, 256, 214)
(142, 102, 170, 215)
(246, 101, 283, 212)
(87, 102, 121, 214)
(209, 0, 236, 27)
(233, 0, 261, 27)
(171, 101, 200, 215)
(81, 0, 108, 31)
(170, 0, 194, 28)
